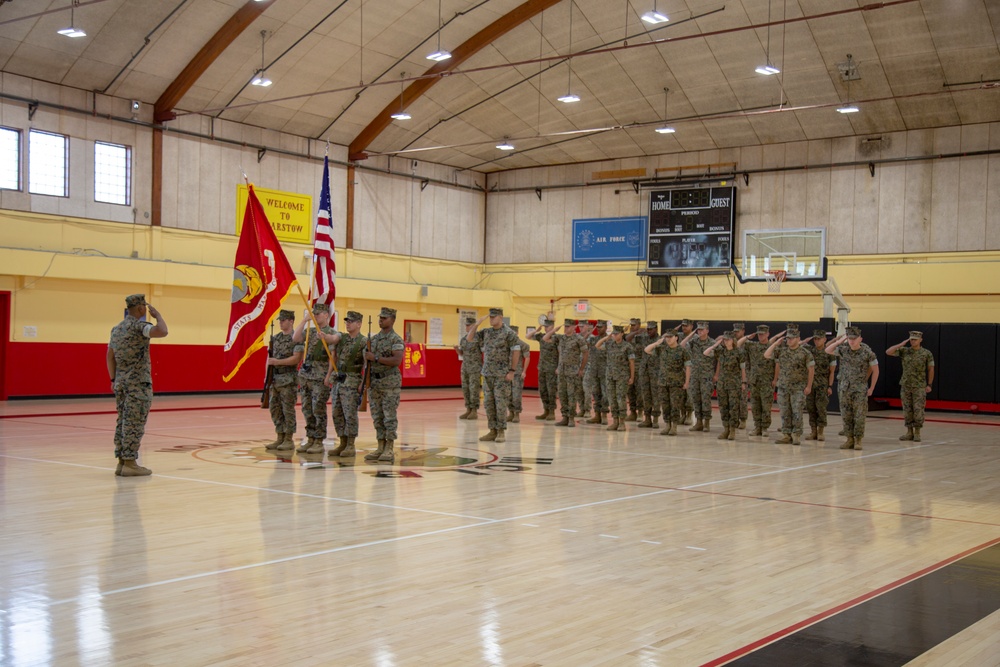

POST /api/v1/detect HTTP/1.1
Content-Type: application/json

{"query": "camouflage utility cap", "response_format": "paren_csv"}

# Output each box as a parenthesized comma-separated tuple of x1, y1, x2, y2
(909, 331, 923, 339)
(846, 326, 861, 338)
(564, 318, 576, 326)
(509, 325, 519, 333)
(646, 321, 657, 329)
(813, 329, 829, 339)
(278, 309, 295, 320)
(680, 319, 693, 327)
(733, 322, 745, 331)
(465, 316, 476, 325)
(543, 318, 555, 326)
(344, 310, 363, 322)
(663, 329, 678, 338)
(312, 303, 330, 314)
(630, 318, 641, 325)
(723, 331, 736, 340)
(379, 307, 396, 318)
(697, 321, 710, 330)
(489, 307, 503, 317)
(786, 327, 801, 339)
(756, 325, 770, 334)
(125, 294, 145, 308)
(595, 321, 607, 329)
(612, 325, 625, 334)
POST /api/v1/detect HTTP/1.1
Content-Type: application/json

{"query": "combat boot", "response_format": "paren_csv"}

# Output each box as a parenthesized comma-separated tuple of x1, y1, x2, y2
(617, 420, 627, 431)
(702, 418, 711, 433)
(806, 426, 818, 441)
(329, 436, 348, 456)
(115, 458, 124, 476)
(840, 436, 855, 450)
(683, 410, 693, 425)
(668, 423, 678, 436)
(899, 427, 914, 441)
(838, 428, 846, 436)
(728, 429, 736, 441)
(120, 459, 152, 477)
(600, 413, 608, 425)
(495, 429, 506, 443)
(511, 412, 520, 423)
(625, 411, 638, 422)
(555, 416, 570, 426)
(580, 409, 591, 419)
(295, 436, 311, 453)
(586, 413, 602, 424)
(912, 427, 921, 442)
(305, 436, 325, 454)
(774, 433, 793, 444)
(817, 426, 826, 441)
(545, 411, 556, 421)
(751, 426, 762, 436)
(535, 409, 549, 421)
(378, 441, 395, 462)
(638, 415, 653, 428)
(266, 433, 284, 450)
(854, 438, 863, 450)
(651, 414, 660, 429)
(458, 408, 468, 419)
(340, 437, 357, 458)
(690, 418, 704, 432)
(276, 434, 295, 451)
(466, 410, 478, 420)
(478, 429, 498, 442)
(791, 433, 801, 446)
(738, 419, 746, 429)
(717, 428, 730, 440)
(607, 418, 619, 432)
(659, 423, 671, 436)
(365, 439, 386, 461)
(507, 409, 515, 422)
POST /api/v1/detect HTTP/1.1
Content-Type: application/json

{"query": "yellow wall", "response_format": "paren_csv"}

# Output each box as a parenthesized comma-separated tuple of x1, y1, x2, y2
(2, 211, 998, 347)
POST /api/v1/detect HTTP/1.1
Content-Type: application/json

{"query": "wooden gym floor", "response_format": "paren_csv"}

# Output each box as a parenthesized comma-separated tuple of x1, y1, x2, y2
(1, 389, 998, 666)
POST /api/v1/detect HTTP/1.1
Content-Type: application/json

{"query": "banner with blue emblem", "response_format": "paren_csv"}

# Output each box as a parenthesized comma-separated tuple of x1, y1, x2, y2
(572, 217, 647, 262)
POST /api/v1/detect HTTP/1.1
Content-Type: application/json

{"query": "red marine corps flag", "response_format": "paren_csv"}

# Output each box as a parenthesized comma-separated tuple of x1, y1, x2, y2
(223, 184, 297, 382)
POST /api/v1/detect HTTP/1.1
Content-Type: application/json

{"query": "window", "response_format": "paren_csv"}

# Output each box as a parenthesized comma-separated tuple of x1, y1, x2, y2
(94, 141, 131, 205)
(28, 129, 68, 197)
(0, 127, 20, 191)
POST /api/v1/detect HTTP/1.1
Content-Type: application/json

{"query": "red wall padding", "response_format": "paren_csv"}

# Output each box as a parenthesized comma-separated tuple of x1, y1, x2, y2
(5, 342, 537, 397)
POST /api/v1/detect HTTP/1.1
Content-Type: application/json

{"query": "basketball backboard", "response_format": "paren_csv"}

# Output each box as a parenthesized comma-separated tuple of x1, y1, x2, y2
(732, 228, 826, 283)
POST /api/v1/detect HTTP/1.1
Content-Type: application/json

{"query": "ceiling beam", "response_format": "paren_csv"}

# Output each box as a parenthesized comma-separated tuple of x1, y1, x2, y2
(348, 0, 561, 161)
(154, 0, 272, 122)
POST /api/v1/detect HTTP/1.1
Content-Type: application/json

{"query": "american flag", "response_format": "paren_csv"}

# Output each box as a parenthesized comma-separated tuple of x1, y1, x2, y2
(311, 155, 336, 306)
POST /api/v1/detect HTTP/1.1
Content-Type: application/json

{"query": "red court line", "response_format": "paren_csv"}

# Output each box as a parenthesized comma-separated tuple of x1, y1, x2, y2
(698, 534, 1000, 666)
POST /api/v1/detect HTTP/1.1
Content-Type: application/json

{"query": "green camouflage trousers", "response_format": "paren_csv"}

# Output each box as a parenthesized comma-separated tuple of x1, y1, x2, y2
(638, 367, 661, 417)
(299, 378, 331, 439)
(627, 380, 639, 413)
(369, 377, 401, 441)
(462, 365, 482, 410)
(688, 374, 714, 421)
(483, 375, 512, 429)
(584, 366, 608, 413)
(537, 367, 558, 412)
(839, 389, 869, 438)
(575, 381, 586, 415)
(716, 378, 742, 428)
(777, 385, 807, 435)
(331, 381, 362, 437)
(268, 383, 297, 435)
(558, 371, 583, 418)
(509, 373, 525, 412)
(114, 382, 152, 460)
(901, 386, 927, 427)
(806, 387, 830, 427)
(660, 385, 686, 424)
(607, 376, 630, 418)
(749, 380, 775, 430)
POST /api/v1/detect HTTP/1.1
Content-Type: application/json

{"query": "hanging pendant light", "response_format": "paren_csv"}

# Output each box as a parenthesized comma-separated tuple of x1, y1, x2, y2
(655, 87, 675, 134)
(426, 0, 452, 61)
(558, 1, 580, 103)
(391, 73, 411, 120)
(58, 0, 87, 38)
(251, 30, 272, 86)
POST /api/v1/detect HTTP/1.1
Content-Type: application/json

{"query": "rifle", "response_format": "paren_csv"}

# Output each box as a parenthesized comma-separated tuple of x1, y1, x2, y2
(359, 315, 372, 412)
(261, 322, 275, 409)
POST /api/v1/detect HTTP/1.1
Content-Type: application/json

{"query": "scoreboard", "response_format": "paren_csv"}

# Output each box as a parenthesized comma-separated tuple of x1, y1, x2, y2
(645, 185, 736, 273)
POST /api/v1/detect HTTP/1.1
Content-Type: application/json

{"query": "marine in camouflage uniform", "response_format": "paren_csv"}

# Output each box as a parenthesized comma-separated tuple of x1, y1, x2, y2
(532, 318, 559, 420)
(293, 303, 340, 454)
(683, 321, 715, 431)
(624, 318, 643, 420)
(574, 322, 588, 418)
(547, 318, 589, 427)
(646, 330, 691, 436)
(470, 307, 521, 443)
(828, 326, 879, 450)
(678, 319, 696, 423)
(507, 325, 532, 422)
(364, 307, 406, 462)
(457, 317, 482, 419)
(328, 310, 367, 458)
(265, 310, 302, 452)
(107, 294, 167, 476)
(631, 321, 662, 428)
(768, 328, 816, 445)
(732, 322, 749, 429)
(805, 329, 837, 441)
(705, 332, 746, 440)
(583, 321, 609, 424)
(740, 325, 777, 436)
(888, 331, 935, 442)
(597, 325, 635, 431)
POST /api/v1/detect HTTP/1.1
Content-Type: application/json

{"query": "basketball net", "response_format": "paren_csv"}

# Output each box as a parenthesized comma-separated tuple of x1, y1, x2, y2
(764, 269, 786, 293)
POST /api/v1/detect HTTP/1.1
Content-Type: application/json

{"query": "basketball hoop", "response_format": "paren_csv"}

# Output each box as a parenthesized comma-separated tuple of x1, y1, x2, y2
(763, 269, 787, 293)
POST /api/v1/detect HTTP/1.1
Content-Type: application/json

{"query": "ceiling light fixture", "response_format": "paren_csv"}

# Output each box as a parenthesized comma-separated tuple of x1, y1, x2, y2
(426, 0, 451, 61)
(391, 72, 411, 120)
(251, 30, 272, 87)
(641, 0, 669, 25)
(57, 1, 86, 38)
(755, 0, 779, 75)
(558, 1, 581, 104)
(836, 54, 860, 113)
(655, 86, 675, 134)
(496, 137, 515, 151)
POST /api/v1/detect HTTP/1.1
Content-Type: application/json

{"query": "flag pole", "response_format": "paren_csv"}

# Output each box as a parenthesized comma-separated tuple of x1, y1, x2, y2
(296, 281, 335, 362)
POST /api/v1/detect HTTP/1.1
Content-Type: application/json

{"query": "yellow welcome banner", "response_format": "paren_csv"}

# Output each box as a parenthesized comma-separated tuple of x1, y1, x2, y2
(236, 185, 313, 245)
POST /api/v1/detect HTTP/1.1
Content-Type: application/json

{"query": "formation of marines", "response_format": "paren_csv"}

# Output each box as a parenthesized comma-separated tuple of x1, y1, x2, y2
(111, 290, 936, 478)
